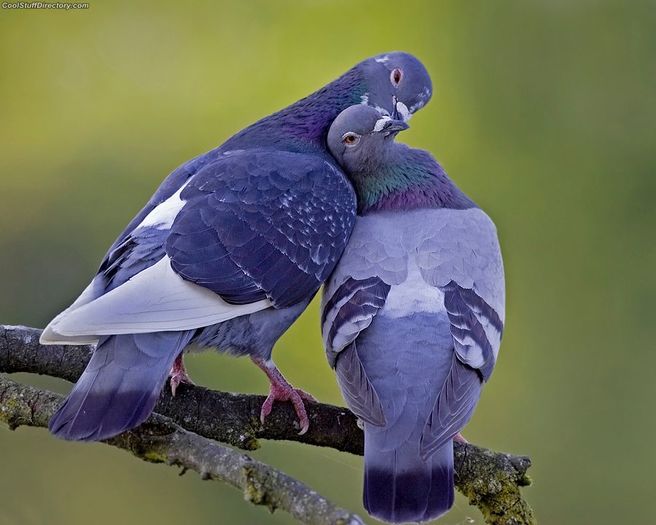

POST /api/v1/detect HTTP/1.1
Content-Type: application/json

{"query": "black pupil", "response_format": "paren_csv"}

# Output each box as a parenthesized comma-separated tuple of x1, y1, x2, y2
(393, 70, 401, 83)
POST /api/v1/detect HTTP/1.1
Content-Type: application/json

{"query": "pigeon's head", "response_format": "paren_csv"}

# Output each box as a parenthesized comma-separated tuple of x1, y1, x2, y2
(327, 104, 408, 176)
(359, 51, 433, 121)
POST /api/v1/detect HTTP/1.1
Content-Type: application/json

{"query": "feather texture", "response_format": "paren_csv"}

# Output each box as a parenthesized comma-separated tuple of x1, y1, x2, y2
(167, 149, 355, 308)
(323, 207, 504, 523)
(49, 330, 194, 441)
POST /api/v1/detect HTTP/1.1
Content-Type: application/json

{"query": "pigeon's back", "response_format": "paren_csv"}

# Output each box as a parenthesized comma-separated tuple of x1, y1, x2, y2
(323, 207, 504, 523)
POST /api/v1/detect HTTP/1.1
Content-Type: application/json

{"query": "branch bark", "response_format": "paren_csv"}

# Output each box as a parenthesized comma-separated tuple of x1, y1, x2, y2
(0, 325, 536, 525)
(0, 374, 364, 525)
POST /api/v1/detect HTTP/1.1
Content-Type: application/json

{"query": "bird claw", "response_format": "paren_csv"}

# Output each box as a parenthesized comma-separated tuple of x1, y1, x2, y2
(260, 383, 315, 435)
(454, 432, 468, 444)
(251, 357, 316, 435)
(169, 354, 194, 397)
(170, 373, 194, 397)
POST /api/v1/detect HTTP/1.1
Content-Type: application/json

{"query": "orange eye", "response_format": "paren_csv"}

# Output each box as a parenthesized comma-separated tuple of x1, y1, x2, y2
(391, 68, 403, 86)
(342, 133, 360, 146)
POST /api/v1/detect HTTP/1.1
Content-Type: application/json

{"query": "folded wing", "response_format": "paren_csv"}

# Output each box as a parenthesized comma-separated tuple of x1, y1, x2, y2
(43, 148, 356, 343)
(167, 149, 356, 308)
(322, 276, 391, 426)
(417, 210, 505, 457)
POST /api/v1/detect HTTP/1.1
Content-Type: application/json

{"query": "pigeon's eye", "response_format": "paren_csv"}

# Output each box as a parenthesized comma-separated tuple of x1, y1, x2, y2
(342, 132, 360, 147)
(390, 68, 403, 87)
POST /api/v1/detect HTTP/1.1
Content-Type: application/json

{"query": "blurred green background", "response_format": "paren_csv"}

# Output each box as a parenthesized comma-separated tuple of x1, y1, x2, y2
(1, 1, 654, 524)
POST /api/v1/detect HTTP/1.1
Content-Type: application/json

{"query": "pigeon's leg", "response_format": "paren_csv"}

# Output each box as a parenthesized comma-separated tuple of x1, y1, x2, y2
(169, 353, 194, 396)
(251, 357, 317, 435)
(454, 432, 468, 444)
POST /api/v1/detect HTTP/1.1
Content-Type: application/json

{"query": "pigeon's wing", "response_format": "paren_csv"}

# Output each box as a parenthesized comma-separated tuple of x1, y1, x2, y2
(41, 195, 185, 343)
(321, 277, 391, 426)
(166, 149, 356, 308)
(322, 277, 391, 361)
(417, 208, 505, 457)
(103, 146, 227, 257)
(46, 256, 272, 337)
(41, 147, 230, 344)
(321, 218, 410, 426)
(42, 148, 355, 342)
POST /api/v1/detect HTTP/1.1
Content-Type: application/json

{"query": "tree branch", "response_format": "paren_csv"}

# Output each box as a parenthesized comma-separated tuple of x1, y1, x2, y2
(0, 374, 364, 525)
(0, 325, 536, 525)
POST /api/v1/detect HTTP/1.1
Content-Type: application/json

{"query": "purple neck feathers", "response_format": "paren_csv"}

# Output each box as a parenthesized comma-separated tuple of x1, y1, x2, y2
(222, 68, 367, 153)
(355, 146, 476, 214)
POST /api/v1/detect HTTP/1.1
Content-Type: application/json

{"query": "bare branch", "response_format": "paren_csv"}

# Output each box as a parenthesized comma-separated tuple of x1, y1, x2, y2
(0, 325, 536, 525)
(0, 374, 364, 525)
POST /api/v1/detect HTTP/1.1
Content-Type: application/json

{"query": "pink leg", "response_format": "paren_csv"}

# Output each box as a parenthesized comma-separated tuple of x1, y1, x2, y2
(169, 353, 194, 396)
(251, 357, 317, 435)
(454, 432, 468, 444)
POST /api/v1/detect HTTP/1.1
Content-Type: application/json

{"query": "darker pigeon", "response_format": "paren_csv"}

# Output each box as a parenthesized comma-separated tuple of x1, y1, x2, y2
(41, 52, 433, 441)
(323, 105, 504, 523)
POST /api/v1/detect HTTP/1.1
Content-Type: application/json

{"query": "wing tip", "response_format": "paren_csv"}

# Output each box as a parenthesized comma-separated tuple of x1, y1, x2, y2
(40, 322, 99, 345)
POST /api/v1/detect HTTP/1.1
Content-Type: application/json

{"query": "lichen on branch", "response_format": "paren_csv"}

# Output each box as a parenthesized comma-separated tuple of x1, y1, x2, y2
(0, 375, 364, 525)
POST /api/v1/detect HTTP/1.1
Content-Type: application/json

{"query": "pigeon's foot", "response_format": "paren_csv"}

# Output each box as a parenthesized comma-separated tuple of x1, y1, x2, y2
(251, 357, 316, 435)
(454, 432, 468, 444)
(169, 353, 194, 396)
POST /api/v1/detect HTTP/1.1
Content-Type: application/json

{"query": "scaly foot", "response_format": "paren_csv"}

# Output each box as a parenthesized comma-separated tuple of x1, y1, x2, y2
(169, 353, 194, 396)
(251, 357, 317, 435)
(454, 432, 468, 444)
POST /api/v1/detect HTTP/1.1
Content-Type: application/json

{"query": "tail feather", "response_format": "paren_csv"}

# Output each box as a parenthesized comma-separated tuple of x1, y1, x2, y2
(49, 330, 193, 441)
(364, 432, 454, 523)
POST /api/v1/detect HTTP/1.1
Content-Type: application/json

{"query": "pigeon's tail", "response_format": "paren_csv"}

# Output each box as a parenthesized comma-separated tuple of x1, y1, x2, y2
(49, 331, 194, 442)
(363, 431, 454, 524)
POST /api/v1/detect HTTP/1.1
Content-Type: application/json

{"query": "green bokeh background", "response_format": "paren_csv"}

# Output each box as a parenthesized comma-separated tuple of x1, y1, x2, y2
(1, 1, 654, 524)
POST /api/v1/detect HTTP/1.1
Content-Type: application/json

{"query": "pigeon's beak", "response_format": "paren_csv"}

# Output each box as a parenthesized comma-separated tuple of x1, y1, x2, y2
(379, 118, 410, 134)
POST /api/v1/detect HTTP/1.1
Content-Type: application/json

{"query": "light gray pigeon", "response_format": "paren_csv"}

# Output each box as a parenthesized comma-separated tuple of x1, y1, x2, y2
(322, 105, 505, 523)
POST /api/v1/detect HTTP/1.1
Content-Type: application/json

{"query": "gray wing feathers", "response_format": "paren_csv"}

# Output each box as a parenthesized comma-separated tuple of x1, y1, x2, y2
(419, 280, 501, 452)
(335, 343, 386, 426)
(442, 281, 502, 379)
(416, 208, 505, 365)
(46, 256, 271, 338)
(322, 276, 391, 365)
(322, 276, 391, 426)
(420, 354, 481, 459)
(416, 209, 504, 453)
(341, 237, 408, 284)
(323, 208, 505, 457)
(416, 208, 505, 322)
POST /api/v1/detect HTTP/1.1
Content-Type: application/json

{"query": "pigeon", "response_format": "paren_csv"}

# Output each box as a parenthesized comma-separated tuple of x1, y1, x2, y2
(322, 105, 505, 523)
(40, 52, 433, 442)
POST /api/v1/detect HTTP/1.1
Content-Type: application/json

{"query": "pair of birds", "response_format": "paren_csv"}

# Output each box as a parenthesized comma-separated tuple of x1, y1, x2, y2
(41, 52, 504, 524)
